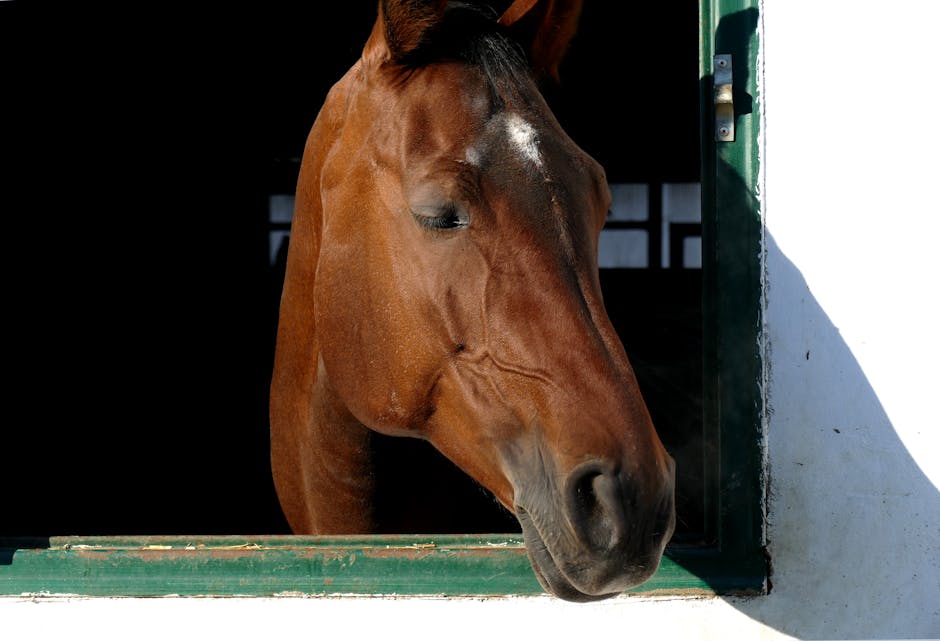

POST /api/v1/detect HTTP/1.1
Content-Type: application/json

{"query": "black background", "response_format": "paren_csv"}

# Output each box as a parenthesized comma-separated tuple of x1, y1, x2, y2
(3, 1, 699, 536)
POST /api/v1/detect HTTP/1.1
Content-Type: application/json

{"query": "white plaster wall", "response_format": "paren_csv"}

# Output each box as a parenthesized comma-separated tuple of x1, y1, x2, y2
(4, 1, 939, 639)
(743, 2, 940, 638)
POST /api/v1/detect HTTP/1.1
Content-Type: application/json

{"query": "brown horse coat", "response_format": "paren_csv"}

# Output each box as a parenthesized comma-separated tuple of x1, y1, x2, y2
(270, 0, 675, 602)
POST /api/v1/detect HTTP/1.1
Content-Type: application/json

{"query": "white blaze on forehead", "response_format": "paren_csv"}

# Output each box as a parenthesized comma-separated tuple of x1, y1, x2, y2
(464, 145, 482, 167)
(504, 112, 543, 167)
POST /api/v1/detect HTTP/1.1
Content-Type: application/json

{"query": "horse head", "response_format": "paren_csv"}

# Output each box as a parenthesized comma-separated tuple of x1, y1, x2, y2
(270, 0, 676, 602)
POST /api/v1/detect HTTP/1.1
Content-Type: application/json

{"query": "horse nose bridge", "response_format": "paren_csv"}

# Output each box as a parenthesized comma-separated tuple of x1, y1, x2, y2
(539, 347, 660, 451)
(496, 265, 628, 380)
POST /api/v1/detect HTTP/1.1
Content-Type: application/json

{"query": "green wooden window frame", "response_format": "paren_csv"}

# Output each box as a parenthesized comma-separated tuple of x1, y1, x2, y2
(0, 0, 766, 598)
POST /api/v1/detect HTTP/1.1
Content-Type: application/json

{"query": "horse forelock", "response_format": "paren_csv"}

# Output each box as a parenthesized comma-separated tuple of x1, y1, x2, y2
(388, 2, 531, 93)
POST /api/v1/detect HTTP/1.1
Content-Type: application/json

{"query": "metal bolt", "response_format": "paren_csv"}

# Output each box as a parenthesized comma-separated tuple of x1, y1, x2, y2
(718, 126, 730, 137)
(717, 58, 727, 68)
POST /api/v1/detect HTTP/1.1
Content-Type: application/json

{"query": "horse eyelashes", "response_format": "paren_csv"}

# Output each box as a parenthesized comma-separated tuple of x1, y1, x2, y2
(412, 203, 470, 231)
(420, 214, 466, 230)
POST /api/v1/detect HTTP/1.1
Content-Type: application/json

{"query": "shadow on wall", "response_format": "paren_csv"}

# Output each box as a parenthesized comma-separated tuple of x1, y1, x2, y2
(740, 231, 939, 639)
(710, 160, 940, 637)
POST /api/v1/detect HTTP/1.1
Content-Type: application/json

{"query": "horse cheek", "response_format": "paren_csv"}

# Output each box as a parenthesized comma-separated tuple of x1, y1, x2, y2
(313, 244, 433, 434)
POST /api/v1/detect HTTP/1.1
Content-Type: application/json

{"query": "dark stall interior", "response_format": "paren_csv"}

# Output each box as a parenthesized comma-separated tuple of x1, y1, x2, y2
(4, 2, 703, 543)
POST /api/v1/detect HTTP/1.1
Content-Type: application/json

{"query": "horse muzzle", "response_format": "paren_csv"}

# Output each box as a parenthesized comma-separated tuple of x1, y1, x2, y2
(514, 456, 676, 602)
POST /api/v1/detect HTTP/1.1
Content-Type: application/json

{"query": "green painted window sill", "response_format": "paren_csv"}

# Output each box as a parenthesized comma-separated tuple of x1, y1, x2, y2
(1, 535, 764, 598)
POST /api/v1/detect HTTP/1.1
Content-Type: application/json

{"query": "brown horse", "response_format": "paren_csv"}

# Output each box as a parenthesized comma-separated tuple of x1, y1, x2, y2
(270, 0, 676, 602)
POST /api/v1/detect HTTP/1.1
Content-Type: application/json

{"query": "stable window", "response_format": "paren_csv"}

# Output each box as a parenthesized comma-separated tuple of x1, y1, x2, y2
(1, 0, 766, 597)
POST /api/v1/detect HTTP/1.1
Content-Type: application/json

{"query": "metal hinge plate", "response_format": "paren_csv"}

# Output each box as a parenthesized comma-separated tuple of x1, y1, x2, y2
(714, 54, 734, 142)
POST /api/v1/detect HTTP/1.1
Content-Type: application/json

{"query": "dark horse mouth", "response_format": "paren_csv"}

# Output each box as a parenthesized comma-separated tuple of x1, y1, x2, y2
(516, 507, 634, 603)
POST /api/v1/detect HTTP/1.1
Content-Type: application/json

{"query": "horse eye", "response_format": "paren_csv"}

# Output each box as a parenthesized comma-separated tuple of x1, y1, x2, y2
(412, 203, 469, 231)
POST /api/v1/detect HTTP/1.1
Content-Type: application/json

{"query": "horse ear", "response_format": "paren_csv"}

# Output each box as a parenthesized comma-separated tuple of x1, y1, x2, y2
(370, 0, 449, 63)
(500, 0, 583, 83)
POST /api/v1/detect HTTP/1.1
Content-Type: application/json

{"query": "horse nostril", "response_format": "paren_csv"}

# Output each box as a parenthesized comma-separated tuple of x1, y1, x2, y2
(565, 461, 629, 552)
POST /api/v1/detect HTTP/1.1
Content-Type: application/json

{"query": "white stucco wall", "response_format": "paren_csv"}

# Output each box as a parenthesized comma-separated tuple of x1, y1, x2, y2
(744, 2, 940, 637)
(5, 2, 939, 639)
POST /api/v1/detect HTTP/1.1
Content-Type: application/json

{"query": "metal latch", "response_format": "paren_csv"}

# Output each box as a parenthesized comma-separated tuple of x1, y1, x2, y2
(714, 54, 734, 142)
